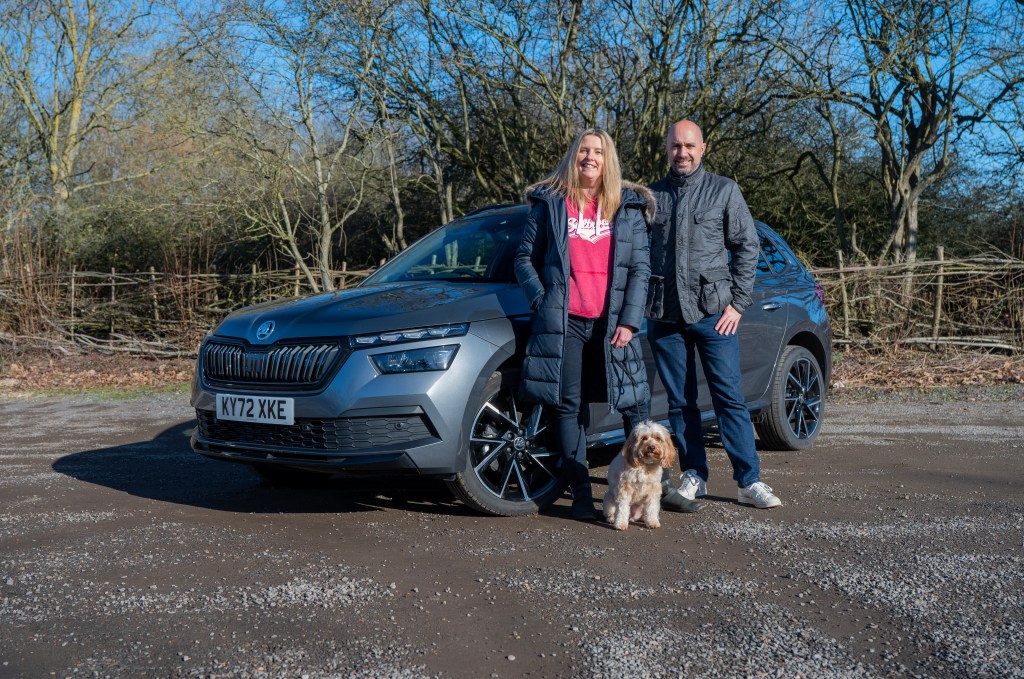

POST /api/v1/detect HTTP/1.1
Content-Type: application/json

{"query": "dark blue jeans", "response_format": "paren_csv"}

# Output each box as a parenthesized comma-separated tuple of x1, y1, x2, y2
(649, 315, 760, 488)
(557, 316, 648, 490)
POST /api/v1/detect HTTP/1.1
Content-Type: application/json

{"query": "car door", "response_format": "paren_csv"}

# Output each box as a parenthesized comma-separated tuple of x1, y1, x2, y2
(737, 229, 791, 403)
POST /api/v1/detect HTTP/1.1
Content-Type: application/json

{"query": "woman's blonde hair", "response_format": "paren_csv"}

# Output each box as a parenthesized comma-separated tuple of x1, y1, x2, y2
(534, 128, 622, 219)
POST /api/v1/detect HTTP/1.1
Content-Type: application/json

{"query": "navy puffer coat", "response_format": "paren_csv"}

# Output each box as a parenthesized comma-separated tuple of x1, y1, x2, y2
(513, 182, 654, 410)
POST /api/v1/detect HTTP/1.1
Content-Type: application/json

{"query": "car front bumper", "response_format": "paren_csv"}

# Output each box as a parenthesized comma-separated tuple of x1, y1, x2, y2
(190, 327, 512, 476)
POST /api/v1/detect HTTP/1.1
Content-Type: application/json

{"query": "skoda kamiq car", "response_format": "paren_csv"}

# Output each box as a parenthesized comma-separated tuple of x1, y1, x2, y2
(191, 204, 831, 516)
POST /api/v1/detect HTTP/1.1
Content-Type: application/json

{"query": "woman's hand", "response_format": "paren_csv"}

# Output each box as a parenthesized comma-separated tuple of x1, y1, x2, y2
(610, 325, 634, 349)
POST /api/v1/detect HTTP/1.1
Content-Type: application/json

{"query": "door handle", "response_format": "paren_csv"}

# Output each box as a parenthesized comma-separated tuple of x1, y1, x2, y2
(761, 302, 782, 311)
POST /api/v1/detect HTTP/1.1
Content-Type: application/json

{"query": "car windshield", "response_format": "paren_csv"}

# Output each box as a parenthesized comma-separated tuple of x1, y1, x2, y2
(363, 211, 524, 285)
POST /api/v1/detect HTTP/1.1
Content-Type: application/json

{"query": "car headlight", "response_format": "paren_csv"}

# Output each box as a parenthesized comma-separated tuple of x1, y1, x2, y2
(371, 345, 459, 374)
(349, 323, 469, 348)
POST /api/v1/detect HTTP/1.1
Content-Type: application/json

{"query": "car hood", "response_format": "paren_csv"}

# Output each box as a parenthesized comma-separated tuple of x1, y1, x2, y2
(210, 281, 528, 345)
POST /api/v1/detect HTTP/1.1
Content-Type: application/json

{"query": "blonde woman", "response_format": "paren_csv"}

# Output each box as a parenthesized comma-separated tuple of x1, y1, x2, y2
(514, 128, 669, 521)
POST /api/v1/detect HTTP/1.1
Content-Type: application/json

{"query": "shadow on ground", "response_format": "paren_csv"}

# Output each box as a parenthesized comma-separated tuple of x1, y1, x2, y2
(52, 421, 471, 516)
(50, 419, 746, 520)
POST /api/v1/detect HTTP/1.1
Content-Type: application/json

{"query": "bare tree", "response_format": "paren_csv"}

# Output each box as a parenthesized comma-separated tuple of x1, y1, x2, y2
(0, 91, 37, 243)
(598, 0, 787, 182)
(596, 0, 693, 181)
(365, 0, 793, 221)
(374, 100, 409, 255)
(775, 0, 1024, 264)
(350, 1, 411, 252)
(193, 0, 384, 292)
(758, 8, 871, 258)
(0, 0, 187, 205)
(375, 0, 588, 212)
(358, 0, 452, 225)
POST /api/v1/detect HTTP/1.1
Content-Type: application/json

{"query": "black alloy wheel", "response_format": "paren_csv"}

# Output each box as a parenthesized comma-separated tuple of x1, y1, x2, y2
(448, 372, 565, 516)
(755, 345, 825, 450)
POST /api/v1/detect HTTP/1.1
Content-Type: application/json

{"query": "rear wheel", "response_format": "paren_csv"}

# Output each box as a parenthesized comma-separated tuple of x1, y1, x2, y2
(755, 345, 825, 450)
(447, 372, 565, 516)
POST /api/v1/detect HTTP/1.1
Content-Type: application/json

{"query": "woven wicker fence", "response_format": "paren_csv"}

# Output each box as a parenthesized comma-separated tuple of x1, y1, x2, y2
(1, 253, 1021, 356)
(819, 250, 1023, 353)
(0, 265, 373, 356)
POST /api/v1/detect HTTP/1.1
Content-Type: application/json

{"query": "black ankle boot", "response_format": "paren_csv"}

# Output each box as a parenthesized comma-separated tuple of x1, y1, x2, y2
(570, 483, 597, 521)
(661, 468, 704, 513)
(564, 457, 596, 521)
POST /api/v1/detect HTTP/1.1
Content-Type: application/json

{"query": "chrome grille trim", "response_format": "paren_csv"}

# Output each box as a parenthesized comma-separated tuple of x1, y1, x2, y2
(202, 340, 346, 389)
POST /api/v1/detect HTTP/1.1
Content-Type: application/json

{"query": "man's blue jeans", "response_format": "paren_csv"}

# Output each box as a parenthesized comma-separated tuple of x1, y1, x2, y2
(649, 315, 760, 488)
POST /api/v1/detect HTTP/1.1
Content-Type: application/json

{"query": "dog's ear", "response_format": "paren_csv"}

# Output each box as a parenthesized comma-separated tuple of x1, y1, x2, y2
(626, 440, 641, 468)
(625, 427, 643, 468)
(662, 438, 677, 469)
(656, 428, 677, 468)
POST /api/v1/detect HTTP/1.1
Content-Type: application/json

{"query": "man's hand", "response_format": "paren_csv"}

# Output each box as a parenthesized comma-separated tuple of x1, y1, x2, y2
(714, 304, 742, 335)
(610, 325, 634, 348)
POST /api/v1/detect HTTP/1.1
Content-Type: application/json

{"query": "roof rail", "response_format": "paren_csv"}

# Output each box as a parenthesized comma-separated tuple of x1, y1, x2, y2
(462, 202, 521, 217)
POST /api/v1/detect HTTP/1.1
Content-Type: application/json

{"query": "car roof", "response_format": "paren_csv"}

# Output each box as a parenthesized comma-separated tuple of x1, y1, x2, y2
(462, 203, 527, 218)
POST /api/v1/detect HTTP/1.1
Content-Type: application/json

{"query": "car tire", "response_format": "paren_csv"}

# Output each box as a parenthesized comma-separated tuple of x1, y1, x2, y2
(755, 345, 825, 450)
(249, 463, 331, 487)
(447, 371, 566, 516)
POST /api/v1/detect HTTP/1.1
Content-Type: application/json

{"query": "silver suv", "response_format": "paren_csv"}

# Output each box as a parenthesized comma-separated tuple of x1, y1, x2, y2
(191, 204, 831, 516)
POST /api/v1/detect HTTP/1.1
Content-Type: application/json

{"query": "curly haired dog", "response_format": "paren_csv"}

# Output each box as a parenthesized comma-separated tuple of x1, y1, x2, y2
(603, 421, 677, 530)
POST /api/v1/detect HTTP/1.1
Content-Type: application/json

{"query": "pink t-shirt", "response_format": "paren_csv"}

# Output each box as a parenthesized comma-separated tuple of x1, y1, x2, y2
(566, 197, 614, 318)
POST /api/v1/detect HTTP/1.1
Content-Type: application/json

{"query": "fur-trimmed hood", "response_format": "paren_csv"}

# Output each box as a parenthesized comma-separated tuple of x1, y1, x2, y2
(523, 180, 657, 227)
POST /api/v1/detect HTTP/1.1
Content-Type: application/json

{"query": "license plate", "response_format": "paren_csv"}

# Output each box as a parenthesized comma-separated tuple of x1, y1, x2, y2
(215, 394, 294, 425)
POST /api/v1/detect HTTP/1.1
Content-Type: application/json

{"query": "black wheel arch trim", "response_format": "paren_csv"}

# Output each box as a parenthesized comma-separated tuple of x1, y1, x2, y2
(453, 342, 519, 469)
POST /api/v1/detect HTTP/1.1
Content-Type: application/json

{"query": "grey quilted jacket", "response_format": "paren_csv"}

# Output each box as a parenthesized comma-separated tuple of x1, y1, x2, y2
(514, 182, 653, 410)
(648, 165, 759, 324)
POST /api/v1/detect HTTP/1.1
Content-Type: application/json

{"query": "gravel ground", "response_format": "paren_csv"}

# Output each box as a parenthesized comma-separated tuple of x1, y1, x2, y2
(0, 389, 1022, 678)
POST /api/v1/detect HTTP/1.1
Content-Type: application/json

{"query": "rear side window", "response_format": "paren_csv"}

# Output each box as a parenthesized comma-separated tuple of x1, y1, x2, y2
(757, 232, 788, 275)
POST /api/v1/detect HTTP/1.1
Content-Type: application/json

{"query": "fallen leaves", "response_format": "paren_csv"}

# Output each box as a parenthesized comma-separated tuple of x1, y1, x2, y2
(831, 347, 1024, 388)
(1, 353, 193, 392)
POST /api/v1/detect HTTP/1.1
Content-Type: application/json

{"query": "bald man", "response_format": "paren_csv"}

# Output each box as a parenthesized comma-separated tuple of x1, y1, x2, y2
(648, 119, 782, 511)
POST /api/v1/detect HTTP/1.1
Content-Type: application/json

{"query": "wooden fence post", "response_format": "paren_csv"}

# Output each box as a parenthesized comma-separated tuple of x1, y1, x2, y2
(70, 266, 76, 340)
(149, 266, 160, 322)
(293, 265, 300, 297)
(109, 267, 116, 335)
(251, 262, 257, 305)
(931, 246, 944, 350)
(837, 250, 850, 345)
(339, 260, 347, 290)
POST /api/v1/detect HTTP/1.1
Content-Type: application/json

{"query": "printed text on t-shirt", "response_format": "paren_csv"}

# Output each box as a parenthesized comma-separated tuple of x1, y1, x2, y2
(568, 215, 612, 244)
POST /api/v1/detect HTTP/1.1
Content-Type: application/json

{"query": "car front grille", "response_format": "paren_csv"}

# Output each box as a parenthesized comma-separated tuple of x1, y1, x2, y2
(201, 340, 346, 389)
(195, 410, 434, 451)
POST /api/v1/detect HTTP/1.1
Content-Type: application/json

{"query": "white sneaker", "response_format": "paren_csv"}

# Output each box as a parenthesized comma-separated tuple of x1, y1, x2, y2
(678, 470, 707, 500)
(738, 481, 782, 509)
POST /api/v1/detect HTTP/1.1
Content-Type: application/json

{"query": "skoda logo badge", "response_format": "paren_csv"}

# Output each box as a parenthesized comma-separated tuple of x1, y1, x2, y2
(256, 320, 275, 340)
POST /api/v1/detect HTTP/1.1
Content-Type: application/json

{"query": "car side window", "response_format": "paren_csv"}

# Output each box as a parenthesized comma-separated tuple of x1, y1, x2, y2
(757, 233, 788, 275)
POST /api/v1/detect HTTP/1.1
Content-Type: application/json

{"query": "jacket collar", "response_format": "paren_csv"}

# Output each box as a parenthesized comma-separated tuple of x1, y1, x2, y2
(524, 182, 561, 205)
(668, 164, 705, 188)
